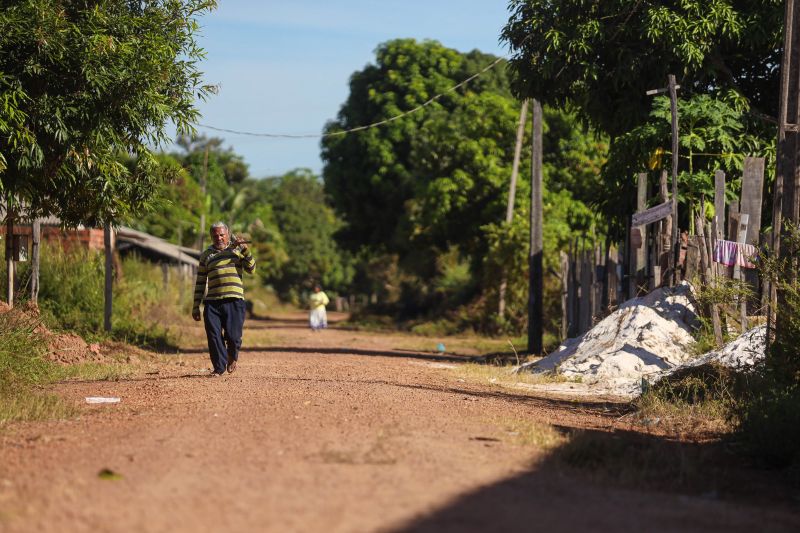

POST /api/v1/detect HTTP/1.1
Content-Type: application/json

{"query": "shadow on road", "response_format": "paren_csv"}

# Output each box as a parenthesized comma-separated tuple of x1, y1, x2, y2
(390, 427, 800, 532)
(176, 345, 483, 363)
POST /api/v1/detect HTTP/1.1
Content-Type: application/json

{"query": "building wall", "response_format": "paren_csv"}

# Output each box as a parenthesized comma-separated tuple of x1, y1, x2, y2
(0, 225, 107, 253)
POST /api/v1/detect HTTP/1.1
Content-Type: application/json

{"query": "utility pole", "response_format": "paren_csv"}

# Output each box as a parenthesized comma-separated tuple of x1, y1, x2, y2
(198, 144, 209, 251)
(771, 0, 800, 362)
(646, 75, 680, 285)
(498, 99, 529, 318)
(528, 99, 544, 356)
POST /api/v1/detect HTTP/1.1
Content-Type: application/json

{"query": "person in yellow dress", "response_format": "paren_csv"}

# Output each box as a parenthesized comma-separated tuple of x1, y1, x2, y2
(308, 284, 330, 332)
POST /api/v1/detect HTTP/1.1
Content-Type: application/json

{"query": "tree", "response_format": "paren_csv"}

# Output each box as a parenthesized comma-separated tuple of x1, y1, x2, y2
(321, 39, 513, 255)
(322, 38, 608, 332)
(599, 92, 773, 239)
(264, 169, 352, 301)
(501, 0, 783, 136)
(0, 0, 216, 226)
(128, 153, 204, 247)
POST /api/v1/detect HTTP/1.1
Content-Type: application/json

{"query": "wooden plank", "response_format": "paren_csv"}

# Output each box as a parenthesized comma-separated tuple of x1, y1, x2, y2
(740, 157, 765, 246)
(568, 243, 578, 337)
(606, 245, 618, 309)
(697, 218, 724, 346)
(629, 173, 648, 297)
(734, 214, 750, 331)
(728, 202, 740, 247)
(684, 237, 700, 281)
(714, 170, 726, 240)
(579, 250, 592, 334)
(631, 201, 672, 227)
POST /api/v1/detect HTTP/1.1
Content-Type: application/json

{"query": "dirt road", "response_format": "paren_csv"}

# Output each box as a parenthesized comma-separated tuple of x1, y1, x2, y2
(1, 313, 798, 532)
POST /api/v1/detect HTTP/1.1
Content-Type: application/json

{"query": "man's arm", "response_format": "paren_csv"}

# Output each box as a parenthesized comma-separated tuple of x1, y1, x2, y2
(237, 243, 256, 274)
(192, 253, 208, 321)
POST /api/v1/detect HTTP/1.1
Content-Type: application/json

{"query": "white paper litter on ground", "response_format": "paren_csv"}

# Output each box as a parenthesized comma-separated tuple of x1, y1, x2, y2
(85, 397, 121, 404)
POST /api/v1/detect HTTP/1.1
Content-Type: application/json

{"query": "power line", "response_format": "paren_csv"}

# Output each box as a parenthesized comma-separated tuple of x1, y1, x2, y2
(197, 56, 505, 139)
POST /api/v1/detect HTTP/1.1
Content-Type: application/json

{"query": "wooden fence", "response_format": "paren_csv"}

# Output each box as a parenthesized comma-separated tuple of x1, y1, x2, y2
(559, 157, 766, 341)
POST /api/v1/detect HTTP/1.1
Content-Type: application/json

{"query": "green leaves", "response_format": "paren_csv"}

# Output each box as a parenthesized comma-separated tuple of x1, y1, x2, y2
(0, 0, 217, 225)
(502, 0, 783, 135)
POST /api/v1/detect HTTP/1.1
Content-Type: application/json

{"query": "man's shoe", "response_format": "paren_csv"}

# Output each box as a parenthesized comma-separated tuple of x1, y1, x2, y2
(227, 359, 237, 374)
(209, 370, 223, 377)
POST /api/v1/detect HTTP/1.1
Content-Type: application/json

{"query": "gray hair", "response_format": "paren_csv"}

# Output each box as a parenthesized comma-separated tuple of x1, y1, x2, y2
(210, 221, 229, 235)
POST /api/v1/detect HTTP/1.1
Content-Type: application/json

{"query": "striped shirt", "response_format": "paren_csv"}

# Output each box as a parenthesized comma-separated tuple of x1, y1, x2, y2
(192, 245, 256, 309)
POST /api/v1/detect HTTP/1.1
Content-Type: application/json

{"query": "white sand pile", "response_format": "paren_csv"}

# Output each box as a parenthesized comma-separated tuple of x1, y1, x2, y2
(653, 325, 766, 380)
(518, 283, 699, 397)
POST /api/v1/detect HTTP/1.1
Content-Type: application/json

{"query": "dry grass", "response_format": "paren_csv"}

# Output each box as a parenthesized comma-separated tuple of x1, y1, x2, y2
(497, 417, 569, 450)
(59, 362, 139, 382)
(455, 362, 569, 389)
(0, 390, 78, 427)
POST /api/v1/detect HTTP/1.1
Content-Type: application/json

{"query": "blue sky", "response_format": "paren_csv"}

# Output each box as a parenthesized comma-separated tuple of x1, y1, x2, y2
(178, 1, 511, 178)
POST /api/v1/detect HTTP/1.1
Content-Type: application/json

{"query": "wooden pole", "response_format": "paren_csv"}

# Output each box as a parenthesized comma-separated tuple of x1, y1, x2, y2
(734, 215, 750, 332)
(629, 173, 648, 297)
(772, 0, 800, 358)
(5, 194, 14, 308)
(104, 225, 113, 332)
(528, 99, 544, 355)
(668, 74, 680, 286)
(30, 218, 40, 305)
(498, 99, 529, 318)
(560, 250, 569, 341)
(697, 215, 724, 346)
(714, 170, 726, 242)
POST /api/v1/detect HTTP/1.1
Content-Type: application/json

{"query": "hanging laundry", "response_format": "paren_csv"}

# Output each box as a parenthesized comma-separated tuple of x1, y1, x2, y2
(713, 240, 758, 269)
(713, 240, 738, 266)
(737, 243, 758, 269)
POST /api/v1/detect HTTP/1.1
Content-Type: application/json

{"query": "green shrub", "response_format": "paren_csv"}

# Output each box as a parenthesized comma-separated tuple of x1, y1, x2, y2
(0, 309, 74, 426)
(732, 223, 800, 474)
(737, 382, 800, 471)
(0, 310, 54, 390)
(13, 243, 179, 349)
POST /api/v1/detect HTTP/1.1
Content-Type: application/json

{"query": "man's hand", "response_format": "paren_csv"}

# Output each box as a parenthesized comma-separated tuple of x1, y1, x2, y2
(192, 308, 201, 321)
(233, 233, 251, 254)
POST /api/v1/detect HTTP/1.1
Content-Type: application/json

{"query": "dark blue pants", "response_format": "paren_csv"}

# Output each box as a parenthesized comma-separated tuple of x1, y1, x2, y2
(203, 298, 246, 374)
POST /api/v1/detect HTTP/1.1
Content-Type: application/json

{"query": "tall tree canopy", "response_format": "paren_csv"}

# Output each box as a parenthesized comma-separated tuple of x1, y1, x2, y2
(501, 0, 783, 136)
(321, 38, 514, 258)
(321, 38, 607, 329)
(0, 0, 216, 225)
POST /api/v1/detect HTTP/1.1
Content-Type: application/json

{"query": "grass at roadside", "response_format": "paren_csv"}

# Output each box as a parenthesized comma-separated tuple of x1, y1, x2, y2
(455, 362, 570, 388)
(0, 308, 140, 428)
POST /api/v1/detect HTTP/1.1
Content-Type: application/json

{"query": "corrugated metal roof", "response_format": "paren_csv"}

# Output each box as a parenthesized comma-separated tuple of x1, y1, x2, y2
(0, 204, 63, 226)
(116, 226, 199, 267)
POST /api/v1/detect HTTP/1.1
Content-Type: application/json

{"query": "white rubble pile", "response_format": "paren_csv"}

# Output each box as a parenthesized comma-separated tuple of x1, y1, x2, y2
(517, 283, 768, 398)
(652, 325, 766, 380)
(518, 283, 699, 396)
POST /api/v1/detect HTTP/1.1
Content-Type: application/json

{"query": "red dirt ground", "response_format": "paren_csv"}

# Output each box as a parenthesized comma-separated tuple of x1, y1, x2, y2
(0, 312, 798, 532)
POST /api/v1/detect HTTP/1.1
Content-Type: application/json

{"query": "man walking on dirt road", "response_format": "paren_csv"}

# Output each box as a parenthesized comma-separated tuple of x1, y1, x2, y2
(192, 222, 256, 376)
